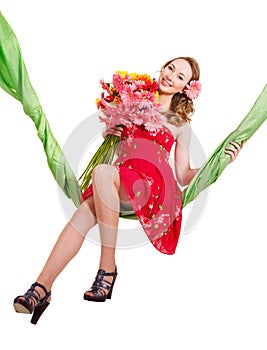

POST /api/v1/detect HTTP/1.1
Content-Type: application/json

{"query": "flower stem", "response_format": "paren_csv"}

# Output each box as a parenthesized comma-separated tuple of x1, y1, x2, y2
(79, 134, 120, 192)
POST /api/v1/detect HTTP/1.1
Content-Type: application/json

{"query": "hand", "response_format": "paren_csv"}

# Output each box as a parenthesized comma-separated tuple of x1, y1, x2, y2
(102, 126, 124, 138)
(225, 140, 245, 163)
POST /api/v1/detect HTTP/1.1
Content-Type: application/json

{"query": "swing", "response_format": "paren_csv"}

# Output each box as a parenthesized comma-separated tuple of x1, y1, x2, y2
(0, 12, 266, 218)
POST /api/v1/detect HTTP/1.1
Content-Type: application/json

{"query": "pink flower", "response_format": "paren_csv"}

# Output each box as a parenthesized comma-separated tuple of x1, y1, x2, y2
(120, 84, 143, 104)
(144, 110, 164, 134)
(112, 73, 129, 93)
(184, 80, 202, 100)
(100, 79, 111, 92)
(142, 90, 158, 103)
(98, 114, 114, 128)
(97, 71, 165, 134)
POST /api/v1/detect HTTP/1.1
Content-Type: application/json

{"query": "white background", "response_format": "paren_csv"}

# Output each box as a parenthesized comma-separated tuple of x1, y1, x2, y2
(0, 0, 267, 349)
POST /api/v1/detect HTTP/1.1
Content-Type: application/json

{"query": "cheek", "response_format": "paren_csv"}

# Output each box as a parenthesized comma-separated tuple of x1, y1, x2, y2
(173, 81, 186, 92)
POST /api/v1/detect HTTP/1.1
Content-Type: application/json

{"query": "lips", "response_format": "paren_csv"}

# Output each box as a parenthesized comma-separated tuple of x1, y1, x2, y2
(161, 77, 172, 87)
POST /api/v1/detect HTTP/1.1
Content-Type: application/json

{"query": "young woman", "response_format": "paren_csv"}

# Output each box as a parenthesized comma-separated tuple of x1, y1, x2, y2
(13, 57, 243, 324)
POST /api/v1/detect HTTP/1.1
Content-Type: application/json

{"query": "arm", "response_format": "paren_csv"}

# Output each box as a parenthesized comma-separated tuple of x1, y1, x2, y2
(174, 123, 199, 187)
(174, 123, 245, 187)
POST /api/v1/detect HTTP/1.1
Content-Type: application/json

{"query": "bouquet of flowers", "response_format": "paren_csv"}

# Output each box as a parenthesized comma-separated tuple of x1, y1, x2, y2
(79, 71, 163, 192)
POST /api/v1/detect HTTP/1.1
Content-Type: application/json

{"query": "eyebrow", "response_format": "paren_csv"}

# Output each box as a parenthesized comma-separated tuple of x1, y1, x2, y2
(170, 63, 185, 77)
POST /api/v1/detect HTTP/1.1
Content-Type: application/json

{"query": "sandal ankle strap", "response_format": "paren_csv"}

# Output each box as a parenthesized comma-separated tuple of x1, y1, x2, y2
(24, 282, 51, 304)
(33, 282, 49, 295)
(97, 267, 117, 277)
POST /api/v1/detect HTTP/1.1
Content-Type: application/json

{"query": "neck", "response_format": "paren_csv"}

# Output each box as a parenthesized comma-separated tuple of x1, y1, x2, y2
(158, 94, 173, 110)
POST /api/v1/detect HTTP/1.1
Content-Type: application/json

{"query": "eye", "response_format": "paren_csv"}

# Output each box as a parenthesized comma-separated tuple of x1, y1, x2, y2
(167, 65, 173, 71)
(178, 76, 184, 80)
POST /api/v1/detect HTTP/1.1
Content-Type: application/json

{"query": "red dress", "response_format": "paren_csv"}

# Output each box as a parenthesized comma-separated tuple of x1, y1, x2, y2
(82, 124, 182, 255)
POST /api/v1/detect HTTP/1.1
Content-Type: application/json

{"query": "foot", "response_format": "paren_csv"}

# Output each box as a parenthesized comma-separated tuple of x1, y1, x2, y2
(84, 266, 118, 302)
(14, 282, 51, 314)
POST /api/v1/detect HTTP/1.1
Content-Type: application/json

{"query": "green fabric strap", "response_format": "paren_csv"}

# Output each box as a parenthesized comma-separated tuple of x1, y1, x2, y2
(182, 84, 267, 207)
(0, 12, 266, 216)
(0, 12, 82, 207)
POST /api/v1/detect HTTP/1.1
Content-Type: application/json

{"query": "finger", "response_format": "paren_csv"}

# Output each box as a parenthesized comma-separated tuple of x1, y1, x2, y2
(230, 140, 245, 150)
(225, 149, 235, 156)
(107, 131, 121, 137)
(103, 130, 120, 138)
(225, 147, 237, 153)
(225, 149, 236, 162)
(111, 130, 123, 137)
(229, 141, 240, 149)
(112, 126, 124, 132)
(112, 127, 124, 134)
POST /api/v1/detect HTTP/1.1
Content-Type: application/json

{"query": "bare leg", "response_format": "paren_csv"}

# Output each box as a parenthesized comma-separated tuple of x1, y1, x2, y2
(16, 164, 130, 303)
(92, 164, 120, 271)
(34, 198, 97, 297)
(84, 164, 127, 298)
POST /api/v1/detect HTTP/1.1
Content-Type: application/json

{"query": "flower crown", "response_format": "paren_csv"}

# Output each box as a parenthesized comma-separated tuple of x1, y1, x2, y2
(183, 80, 202, 100)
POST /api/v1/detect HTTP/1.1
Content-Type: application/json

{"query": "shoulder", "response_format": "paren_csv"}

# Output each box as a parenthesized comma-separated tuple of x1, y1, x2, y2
(163, 115, 191, 140)
(175, 122, 192, 141)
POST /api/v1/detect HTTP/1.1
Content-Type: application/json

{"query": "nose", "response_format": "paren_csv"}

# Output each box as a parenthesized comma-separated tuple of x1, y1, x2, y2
(166, 71, 175, 81)
(165, 73, 173, 85)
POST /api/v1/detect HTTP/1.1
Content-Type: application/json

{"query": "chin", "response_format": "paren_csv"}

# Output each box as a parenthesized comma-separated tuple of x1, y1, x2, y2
(159, 84, 173, 95)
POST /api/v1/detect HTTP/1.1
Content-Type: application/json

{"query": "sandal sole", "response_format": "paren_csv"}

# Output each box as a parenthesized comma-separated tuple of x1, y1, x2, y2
(83, 295, 107, 302)
(13, 302, 31, 314)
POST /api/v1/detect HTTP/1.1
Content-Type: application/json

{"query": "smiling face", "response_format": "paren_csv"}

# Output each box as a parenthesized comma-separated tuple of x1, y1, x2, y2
(158, 58, 193, 95)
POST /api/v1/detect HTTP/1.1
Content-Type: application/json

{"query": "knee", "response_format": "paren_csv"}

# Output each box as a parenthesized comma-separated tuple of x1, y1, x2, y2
(92, 164, 119, 187)
(92, 164, 109, 178)
(69, 200, 97, 236)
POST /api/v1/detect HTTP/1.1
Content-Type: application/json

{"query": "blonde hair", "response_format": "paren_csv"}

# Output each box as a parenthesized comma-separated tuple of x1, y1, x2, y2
(161, 56, 200, 126)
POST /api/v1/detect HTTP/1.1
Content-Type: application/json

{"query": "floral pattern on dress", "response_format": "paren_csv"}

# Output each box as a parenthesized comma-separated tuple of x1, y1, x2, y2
(115, 124, 182, 255)
(82, 124, 182, 255)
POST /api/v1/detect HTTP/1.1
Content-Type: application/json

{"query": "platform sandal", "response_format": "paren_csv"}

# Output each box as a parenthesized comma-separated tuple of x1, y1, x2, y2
(83, 267, 118, 302)
(13, 282, 51, 324)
